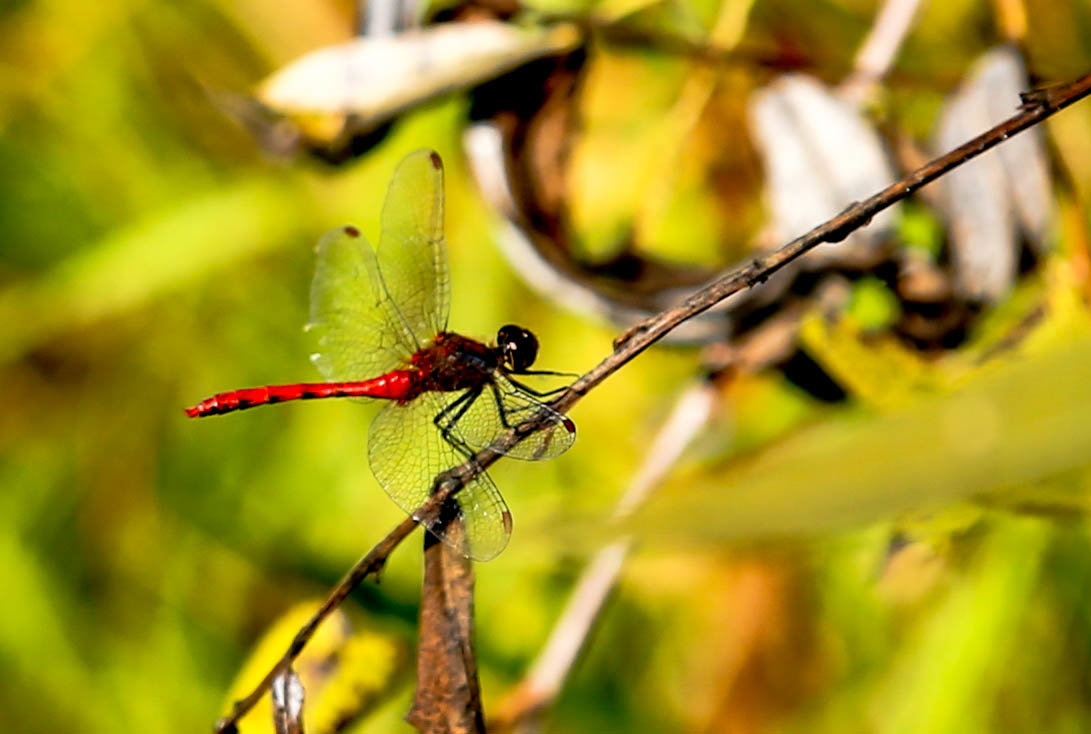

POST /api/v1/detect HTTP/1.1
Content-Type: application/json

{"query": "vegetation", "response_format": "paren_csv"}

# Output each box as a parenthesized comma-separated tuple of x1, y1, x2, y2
(2, 0, 1091, 732)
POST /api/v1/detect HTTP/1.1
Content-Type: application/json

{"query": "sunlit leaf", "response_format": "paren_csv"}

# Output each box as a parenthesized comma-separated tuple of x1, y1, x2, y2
(225, 602, 405, 734)
(257, 21, 581, 138)
(0, 178, 305, 366)
(626, 335, 1091, 545)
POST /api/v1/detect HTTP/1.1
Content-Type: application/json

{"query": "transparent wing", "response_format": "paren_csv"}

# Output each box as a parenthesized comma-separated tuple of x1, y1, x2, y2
(306, 225, 414, 381)
(368, 392, 511, 561)
(376, 149, 450, 346)
(439, 374, 576, 461)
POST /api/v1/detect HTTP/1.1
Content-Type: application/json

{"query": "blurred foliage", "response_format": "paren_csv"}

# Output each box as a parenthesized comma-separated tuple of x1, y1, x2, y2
(2, 1, 1091, 733)
(225, 602, 407, 732)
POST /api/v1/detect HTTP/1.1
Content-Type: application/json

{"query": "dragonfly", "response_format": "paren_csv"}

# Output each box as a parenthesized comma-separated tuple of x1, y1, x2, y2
(186, 150, 576, 561)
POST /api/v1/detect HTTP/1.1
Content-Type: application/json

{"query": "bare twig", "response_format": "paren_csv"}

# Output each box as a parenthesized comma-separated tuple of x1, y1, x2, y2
(211, 72, 1091, 734)
(839, 0, 923, 103)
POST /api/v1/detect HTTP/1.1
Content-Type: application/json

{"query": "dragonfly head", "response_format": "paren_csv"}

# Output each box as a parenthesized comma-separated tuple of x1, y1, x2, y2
(497, 324, 539, 373)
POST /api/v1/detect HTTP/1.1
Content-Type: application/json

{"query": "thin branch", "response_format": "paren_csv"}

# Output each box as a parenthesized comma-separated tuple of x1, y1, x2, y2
(212, 71, 1091, 734)
(839, 0, 924, 103)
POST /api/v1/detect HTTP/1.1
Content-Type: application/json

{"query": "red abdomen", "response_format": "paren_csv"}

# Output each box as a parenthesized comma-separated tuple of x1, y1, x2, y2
(185, 370, 418, 417)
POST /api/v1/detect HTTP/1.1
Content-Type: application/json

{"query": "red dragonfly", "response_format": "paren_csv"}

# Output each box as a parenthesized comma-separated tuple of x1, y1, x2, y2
(186, 150, 575, 561)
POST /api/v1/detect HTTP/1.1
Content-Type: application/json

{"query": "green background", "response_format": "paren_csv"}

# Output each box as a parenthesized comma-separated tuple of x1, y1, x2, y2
(3, 0, 1091, 732)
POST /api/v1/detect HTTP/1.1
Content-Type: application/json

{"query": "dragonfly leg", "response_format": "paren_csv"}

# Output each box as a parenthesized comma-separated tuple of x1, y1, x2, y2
(489, 381, 515, 429)
(433, 387, 482, 455)
(488, 382, 563, 460)
(504, 375, 568, 398)
(514, 368, 578, 378)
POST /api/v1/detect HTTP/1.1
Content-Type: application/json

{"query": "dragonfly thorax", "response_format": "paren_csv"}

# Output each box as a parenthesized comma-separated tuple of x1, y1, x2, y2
(411, 332, 501, 393)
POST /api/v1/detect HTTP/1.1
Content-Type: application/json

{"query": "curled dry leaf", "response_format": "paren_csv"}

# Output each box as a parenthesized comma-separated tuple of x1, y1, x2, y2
(748, 74, 899, 272)
(257, 21, 581, 129)
(271, 668, 305, 734)
(933, 47, 1053, 302)
(464, 123, 734, 344)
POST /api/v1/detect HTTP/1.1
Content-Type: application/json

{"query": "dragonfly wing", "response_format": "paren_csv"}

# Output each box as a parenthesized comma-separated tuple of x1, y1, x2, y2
(440, 374, 577, 461)
(368, 393, 511, 561)
(307, 225, 414, 382)
(376, 149, 450, 345)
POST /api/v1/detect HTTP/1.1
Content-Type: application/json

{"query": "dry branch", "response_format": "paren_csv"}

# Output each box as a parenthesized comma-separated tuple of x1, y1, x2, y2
(408, 525, 486, 733)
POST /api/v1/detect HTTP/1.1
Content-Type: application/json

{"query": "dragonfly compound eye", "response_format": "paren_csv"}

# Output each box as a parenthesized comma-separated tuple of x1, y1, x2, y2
(497, 324, 539, 372)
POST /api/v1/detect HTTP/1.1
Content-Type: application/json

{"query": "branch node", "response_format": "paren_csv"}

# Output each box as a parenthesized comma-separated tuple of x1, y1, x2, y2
(612, 323, 646, 349)
(825, 202, 866, 243)
(1019, 85, 1060, 111)
(214, 717, 240, 734)
(746, 263, 769, 287)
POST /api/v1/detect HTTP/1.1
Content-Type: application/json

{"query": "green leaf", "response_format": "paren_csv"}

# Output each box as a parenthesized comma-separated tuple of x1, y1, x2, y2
(625, 335, 1091, 546)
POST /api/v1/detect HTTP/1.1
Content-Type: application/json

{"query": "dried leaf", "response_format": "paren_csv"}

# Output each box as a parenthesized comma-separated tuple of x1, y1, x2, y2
(258, 22, 580, 127)
(464, 123, 732, 344)
(748, 75, 899, 270)
(271, 668, 305, 734)
(932, 47, 1052, 302)
(988, 56, 1052, 249)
